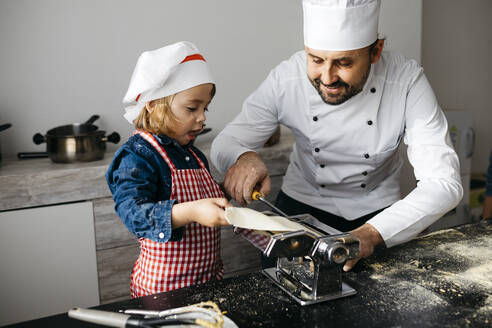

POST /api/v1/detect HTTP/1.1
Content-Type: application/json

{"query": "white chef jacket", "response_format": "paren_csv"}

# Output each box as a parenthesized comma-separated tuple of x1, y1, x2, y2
(211, 50, 463, 247)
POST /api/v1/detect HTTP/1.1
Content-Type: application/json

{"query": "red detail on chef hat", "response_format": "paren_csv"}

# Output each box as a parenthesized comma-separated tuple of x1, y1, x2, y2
(135, 93, 141, 102)
(181, 54, 205, 63)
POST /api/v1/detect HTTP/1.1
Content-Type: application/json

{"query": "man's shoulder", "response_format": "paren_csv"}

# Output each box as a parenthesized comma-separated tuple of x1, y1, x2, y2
(378, 50, 422, 85)
(382, 50, 421, 70)
(269, 50, 306, 82)
(281, 49, 306, 68)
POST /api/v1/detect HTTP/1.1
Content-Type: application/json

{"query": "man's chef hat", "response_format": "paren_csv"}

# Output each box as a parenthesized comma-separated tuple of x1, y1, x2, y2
(123, 41, 214, 124)
(303, 0, 380, 51)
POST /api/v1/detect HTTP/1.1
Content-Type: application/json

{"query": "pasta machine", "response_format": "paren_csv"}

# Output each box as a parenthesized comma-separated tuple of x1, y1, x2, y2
(235, 212, 360, 306)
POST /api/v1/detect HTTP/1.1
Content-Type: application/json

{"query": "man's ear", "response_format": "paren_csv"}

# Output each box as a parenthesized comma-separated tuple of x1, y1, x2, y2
(145, 101, 154, 114)
(370, 39, 385, 64)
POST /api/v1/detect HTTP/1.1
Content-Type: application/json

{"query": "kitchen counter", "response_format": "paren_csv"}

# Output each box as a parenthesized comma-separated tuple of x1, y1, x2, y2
(0, 130, 295, 211)
(9, 218, 491, 328)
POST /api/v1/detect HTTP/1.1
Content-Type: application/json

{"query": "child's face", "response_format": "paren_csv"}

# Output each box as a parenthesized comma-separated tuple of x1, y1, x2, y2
(169, 83, 214, 146)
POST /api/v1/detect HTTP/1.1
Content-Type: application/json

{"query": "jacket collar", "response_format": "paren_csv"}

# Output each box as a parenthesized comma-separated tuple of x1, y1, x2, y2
(154, 134, 192, 149)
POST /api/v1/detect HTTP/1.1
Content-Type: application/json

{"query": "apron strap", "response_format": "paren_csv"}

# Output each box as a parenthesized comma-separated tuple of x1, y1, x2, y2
(187, 148, 207, 170)
(133, 130, 176, 171)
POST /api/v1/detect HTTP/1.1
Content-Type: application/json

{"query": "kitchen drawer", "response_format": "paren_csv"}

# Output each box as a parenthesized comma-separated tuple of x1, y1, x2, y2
(0, 202, 99, 325)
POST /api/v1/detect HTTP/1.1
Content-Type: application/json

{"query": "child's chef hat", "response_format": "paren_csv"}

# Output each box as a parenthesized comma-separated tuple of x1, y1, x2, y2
(303, 0, 380, 51)
(123, 41, 214, 124)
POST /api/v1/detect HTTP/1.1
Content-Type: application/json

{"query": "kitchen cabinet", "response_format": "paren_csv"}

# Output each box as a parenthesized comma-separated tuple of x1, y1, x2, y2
(0, 134, 295, 308)
(0, 202, 99, 326)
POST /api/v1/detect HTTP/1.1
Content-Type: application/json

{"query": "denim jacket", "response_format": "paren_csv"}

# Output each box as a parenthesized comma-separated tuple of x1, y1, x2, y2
(106, 133, 211, 243)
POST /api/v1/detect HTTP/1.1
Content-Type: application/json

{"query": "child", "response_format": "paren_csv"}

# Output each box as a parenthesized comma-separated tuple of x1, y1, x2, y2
(106, 41, 231, 298)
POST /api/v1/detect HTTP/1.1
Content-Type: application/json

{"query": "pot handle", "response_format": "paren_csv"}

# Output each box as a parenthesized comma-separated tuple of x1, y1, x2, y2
(33, 133, 46, 145)
(0, 123, 12, 132)
(18, 152, 49, 159)
(85, 115, 100, 125)
(103, 132, 120, 144)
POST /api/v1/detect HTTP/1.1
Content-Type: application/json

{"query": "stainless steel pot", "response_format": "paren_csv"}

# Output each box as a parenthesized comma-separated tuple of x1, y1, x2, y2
(19, 115, 120, 163)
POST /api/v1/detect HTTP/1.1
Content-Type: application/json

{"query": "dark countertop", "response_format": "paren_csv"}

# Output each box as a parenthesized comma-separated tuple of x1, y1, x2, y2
(8, 219, 491, 328)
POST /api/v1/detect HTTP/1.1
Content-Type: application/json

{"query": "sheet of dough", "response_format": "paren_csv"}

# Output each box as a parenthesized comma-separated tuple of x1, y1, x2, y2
(225, 207, 306, 231)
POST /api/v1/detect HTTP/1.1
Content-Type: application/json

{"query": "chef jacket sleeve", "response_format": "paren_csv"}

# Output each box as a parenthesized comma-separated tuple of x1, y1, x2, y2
(367, 71, 463, 247)
(106, 148, 184, 243)
(211, 70, 281, 174)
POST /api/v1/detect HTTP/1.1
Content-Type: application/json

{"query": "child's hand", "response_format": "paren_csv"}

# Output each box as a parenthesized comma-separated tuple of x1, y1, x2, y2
(172, 198, 231, 228)
(190, 198, 231, 227)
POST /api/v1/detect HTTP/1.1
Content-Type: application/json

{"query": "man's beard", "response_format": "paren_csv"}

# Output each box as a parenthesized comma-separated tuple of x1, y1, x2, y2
(310, 64, 371, 105)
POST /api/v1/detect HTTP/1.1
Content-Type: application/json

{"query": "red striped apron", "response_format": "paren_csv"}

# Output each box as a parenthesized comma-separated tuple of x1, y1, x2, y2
(130, 130, 224, 298)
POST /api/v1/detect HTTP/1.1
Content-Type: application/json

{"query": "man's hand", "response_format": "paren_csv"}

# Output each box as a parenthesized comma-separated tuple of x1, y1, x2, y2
(343, 223, 384, 272)
(223, 151, 271, 205)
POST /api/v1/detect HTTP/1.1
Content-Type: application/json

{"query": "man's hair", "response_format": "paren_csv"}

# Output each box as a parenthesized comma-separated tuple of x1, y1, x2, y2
(369, 39, 379, 57)
(134, 84, 216, 135)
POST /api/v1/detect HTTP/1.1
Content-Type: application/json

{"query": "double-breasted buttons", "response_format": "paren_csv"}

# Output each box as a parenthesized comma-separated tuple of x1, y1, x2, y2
(364, 153, 370, 159)
(315, 148, 320, 153)
(370, 87, 376, 93)
(362, 171, 368, 176)
(313, 116, 318, 121)
(185, 156, 190, 162)
(320, 164, 325, 168)
(361, 183, 366, 188)
(321, 184, 325, 188)
(367, 120, 373, 125)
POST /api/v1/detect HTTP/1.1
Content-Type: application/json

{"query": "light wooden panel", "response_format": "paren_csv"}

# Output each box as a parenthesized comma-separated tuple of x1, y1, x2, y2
(97, 244, 140, 304)
(93, 197, 138, 250)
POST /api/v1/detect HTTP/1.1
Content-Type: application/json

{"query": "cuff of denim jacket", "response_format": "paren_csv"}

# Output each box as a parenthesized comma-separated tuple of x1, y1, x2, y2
(150, 199, 176, 242)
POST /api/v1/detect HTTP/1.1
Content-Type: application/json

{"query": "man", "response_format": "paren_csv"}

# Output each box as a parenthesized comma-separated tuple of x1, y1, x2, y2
(211, 0, 463, 271)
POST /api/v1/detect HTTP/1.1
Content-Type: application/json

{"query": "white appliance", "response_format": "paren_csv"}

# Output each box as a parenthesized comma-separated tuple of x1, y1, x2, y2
(425, 110, 475, 232)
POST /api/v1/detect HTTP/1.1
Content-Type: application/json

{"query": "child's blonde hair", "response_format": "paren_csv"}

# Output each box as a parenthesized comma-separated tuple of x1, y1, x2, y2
(134, 84, 216, 136)
(134, 95, 177, 135)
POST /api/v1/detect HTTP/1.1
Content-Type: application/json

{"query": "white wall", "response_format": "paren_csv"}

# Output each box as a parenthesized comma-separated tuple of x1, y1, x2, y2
(379, 0, 422, 63)
(422, 0, 492, 174)
(0, 0, 421, 159)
